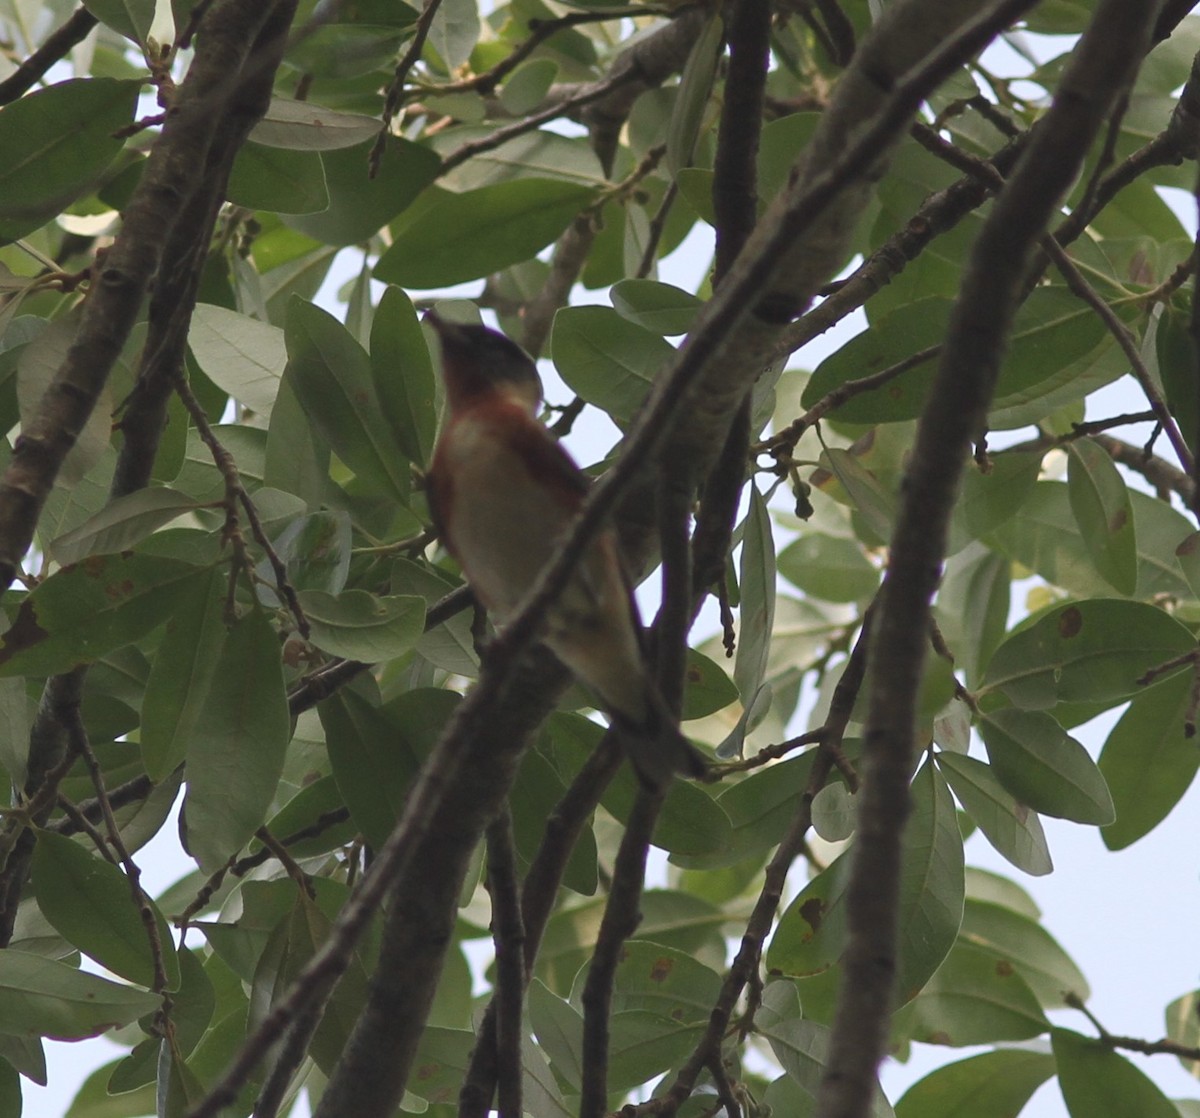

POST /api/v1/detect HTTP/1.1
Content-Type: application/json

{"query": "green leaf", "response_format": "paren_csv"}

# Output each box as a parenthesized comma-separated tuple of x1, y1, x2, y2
(1067, 437, 1137, 594)
(551, 305, 674, 424)
(286, 23, 412, 79)
(904, 941, 1047, 1045)
(0, 951, 159, 1040)
(369, 286, 437, 468)
(499, 58, 559, 115)
(758, 984, 895, 1116)
(263, 509, 352, 597)
(1099, 670, 1199, 849)
(610, 279, 702, 336)
(376, 179, 597, 288)
(934, 543, 1010, 684)
(778, 532, 879, 602)
(183, 610, 291, 872)
(188, 304, 287, 419)
(735, 486, 777, 706)
(936, 752, 1053, 876)
(0, 1059, 18, 1117)
(288, 137, 442, 246)
(140, 565, 225, 782)
(250, 98, 382, 150)
(1053, 1027, 1181, 1118)
(430, 0, 479, 69)
(895, 1048, 1055, 1117)
(322, 689, 455, 849)
(680, 647, 738, 721)
(284, 296, 411, 500)
(608, 940, 721, 1022)
(1165, 990, 1200, 1078)
(981, 598, 1195, 711)
(299, 589, 425, 662)
(48, 487, 198, 567)
(666, 14, 722, 173)
(605, 1010, 702, 1093)
(433, 129, 606, 191)
(0, 555, 208, 679)
(0, 79, 139, 243)
(979, 707, 1115, 825)
(960, 898, 1088, 1007)
(68, 1060, 156, 1118)
(989, 481, 1193, 600)
(819, 448, 895, 543)
(946, 451, 1042, 554)
(226, 143, 328, 215)
(83, 0, 155, 42)
(768, 760, 962, 1001)
(803, 289, 1108, 428)
(528, 978, 584, 1090)
(32, 830, 179, 991)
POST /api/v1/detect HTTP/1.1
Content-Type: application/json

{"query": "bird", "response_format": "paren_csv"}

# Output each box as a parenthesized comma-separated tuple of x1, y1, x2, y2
(424, 312, 708, 786)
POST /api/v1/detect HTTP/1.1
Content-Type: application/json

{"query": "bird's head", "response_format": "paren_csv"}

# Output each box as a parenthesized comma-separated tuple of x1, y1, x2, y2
(426, 312, 543, 415)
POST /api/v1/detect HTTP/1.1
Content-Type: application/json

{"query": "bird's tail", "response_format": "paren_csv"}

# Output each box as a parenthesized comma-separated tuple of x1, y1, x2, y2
(611, 684, 709, 788)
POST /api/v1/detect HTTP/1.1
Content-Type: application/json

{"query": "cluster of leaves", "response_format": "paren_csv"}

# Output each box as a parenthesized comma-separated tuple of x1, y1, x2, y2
(0, 0, 1198, 1117)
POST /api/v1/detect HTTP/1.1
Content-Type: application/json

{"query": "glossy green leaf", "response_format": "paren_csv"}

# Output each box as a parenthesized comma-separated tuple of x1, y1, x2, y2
(299, 589, 424, 662)
(551, 305, 673, 424)
(48, 487, 198, 567)
(0, 79, 139, 243)
(960, 898, 1088, 1007)
(1099, 670, 1199, 849)
(936, 752, 1053, 876)
(32, 830, 179, 991)
(778, 532, 879, 602)
(140, 565, 225, 782)
(369, 286, 437, 468)
(0, 951, 159, 1040)
(376, 179, 596, 288)
(183, 610, 291, 872)
(981, 598, 1195, 711)
(250, 98, 381, 149)
(0, 555, 207, 679)
(188, 304, 287, 419)
(226, 143, 328, 215)
(1067, 437, 1137, 595)
(284, 296, 411, 500)
(905, 941, 1047, 1045)
(1053, 1027, 1180, 1118)
(610, 279, 702, 336)
(979, 707, 1114, 825)
(83, 0, 155, 42)
(895, 1047, 1055, 1117)
(288, 137, 441, 246)
(263, 509, 352, 597)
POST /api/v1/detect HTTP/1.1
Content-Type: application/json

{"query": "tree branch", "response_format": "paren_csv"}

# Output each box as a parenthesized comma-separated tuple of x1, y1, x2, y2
(815, 5, 1166, 1117)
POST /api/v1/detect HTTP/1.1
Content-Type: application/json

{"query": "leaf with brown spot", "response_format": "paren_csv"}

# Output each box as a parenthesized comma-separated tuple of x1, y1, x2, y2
(0, 554, 211, 679)
(982, 598, 1195, 711)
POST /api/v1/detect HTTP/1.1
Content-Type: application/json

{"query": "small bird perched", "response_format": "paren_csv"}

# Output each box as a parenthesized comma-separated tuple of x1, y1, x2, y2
(425, 312, 707, 785)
